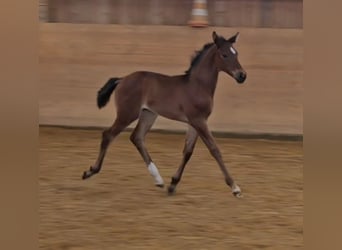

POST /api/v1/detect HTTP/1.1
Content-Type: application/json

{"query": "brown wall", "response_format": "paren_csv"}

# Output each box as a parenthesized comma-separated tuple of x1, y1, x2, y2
(43, 0, 303, 29)
(39, 23, 303, 135)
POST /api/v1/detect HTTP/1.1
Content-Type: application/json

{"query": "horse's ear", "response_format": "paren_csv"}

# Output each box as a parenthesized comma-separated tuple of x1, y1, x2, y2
(227, 32, 240, 43)
(212, 31, 218, 43)
(212, 31, 224, 48)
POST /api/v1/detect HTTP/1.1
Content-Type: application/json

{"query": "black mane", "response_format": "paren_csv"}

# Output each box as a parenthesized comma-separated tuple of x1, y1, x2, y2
(185, 42, 214, 76)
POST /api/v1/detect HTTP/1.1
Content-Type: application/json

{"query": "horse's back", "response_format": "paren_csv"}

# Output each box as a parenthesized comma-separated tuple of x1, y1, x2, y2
(114, 71, 169, 104)
(125, 70, 186, 83)
(114, 70, 188, 121)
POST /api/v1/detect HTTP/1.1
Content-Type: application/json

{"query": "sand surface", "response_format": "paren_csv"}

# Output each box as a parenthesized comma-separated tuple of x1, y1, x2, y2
(39, 127, 303, 249)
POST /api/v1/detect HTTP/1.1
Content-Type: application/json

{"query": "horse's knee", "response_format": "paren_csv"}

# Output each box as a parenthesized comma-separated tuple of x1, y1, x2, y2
(209, 147, 221, 158)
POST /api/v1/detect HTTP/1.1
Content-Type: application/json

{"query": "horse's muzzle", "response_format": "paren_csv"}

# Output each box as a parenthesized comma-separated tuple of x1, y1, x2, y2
(236, 72, 247, 84)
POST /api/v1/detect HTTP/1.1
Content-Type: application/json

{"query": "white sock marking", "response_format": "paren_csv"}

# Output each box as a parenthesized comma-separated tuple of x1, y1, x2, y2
(148, 162, 164, 185)
(232, 183, 241, 194)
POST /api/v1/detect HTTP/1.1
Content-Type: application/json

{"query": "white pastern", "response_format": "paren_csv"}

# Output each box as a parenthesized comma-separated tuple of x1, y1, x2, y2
(148, 162, 164, 185)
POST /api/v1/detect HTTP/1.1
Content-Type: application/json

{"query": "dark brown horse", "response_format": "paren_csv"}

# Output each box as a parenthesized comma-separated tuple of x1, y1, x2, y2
(82, 31, 247, 198)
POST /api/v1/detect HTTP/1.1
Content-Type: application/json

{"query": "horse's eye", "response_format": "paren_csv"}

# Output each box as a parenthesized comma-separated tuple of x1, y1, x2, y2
(222, 54, 228, 59)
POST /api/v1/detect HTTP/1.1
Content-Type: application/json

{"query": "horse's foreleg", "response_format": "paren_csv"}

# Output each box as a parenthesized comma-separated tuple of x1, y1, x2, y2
(168, 125, 198, 194)
(190, 119, 242, 198)
(130, 109, 164, 187)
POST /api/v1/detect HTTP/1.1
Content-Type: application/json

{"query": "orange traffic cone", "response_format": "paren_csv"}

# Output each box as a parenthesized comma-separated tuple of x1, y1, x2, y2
(188, 0, 209, 28)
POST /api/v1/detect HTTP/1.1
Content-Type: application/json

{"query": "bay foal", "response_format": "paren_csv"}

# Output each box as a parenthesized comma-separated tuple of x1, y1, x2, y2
(82, 31, 247, 197)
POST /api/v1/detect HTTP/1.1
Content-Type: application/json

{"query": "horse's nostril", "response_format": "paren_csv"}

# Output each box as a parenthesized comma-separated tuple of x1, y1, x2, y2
(236, 72, 246, 83)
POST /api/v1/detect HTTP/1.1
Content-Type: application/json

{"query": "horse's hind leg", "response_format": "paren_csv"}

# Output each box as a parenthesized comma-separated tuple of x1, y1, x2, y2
(168, 125, 198, 194)
(82, 115, 137, 179)
(130, 109, 164, 187)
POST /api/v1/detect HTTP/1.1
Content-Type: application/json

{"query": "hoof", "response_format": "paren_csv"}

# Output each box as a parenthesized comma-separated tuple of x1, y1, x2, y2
(167, 185, 176, 195)
(82, 171, 91, 180)
(155, 183, 165, 188)
(233, 191, 243, 198)
(82, 166, 95, 180)
(232, 184, 242, 198)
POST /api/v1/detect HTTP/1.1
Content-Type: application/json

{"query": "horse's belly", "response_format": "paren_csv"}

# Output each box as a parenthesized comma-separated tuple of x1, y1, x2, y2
(142, 102, 188, 123)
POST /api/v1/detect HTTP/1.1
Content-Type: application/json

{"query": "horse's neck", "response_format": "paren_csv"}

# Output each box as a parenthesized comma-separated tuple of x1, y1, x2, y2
(191, 46, 219, 97)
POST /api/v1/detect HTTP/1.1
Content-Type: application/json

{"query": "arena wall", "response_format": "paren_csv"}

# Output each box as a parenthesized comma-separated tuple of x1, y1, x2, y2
(39, 23, 303, 136)
(41, 0, 303, 29)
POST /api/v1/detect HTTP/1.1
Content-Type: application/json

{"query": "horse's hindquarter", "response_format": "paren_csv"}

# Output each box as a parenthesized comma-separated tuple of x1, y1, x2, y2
(113, 72, 146, 116)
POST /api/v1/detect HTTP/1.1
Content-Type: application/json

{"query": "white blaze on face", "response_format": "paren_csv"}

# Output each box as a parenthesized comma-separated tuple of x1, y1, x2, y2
(148, 162, 164, 186)
(230, 47, 237, 55)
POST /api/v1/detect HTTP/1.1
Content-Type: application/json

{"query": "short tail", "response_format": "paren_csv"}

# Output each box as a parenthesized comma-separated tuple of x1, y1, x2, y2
(97, 77, 121, 109)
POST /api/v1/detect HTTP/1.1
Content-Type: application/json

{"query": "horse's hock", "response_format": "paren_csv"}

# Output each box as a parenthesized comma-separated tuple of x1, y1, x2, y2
(39, 23, 303, 136)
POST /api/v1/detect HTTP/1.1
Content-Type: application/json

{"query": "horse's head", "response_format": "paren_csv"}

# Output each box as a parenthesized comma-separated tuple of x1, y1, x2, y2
(212, 31, 247, 84)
